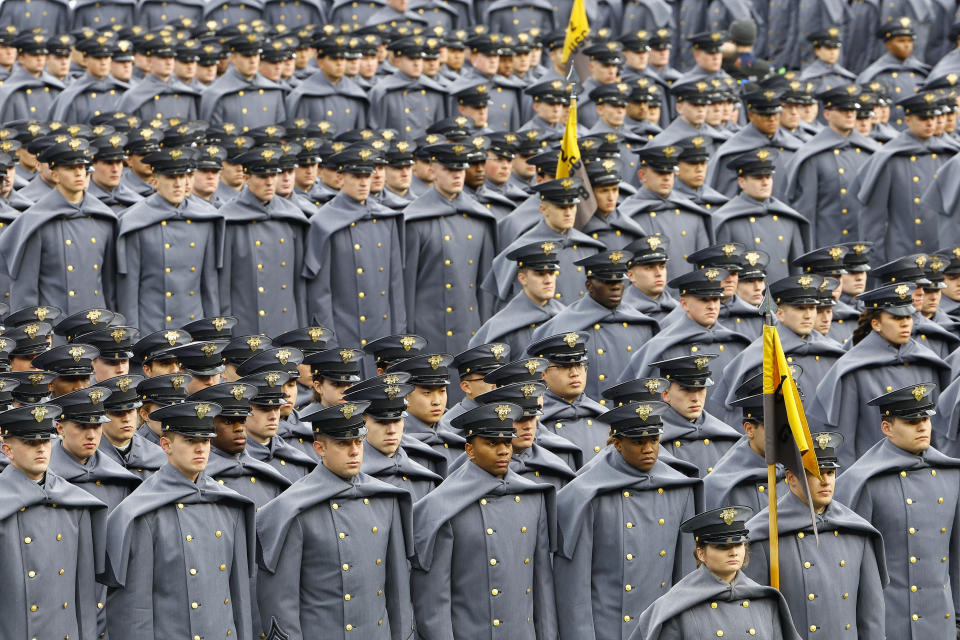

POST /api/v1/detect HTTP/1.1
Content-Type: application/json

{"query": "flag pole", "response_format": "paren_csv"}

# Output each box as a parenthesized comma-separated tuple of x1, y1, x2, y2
(759, 289, 780, 589)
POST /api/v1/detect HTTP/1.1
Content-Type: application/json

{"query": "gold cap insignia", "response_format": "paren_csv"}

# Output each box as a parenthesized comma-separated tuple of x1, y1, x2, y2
(647, 236, 662, 251)
(195, 403, 211, 419)
(68, 138, 83, 151)
(69, 346, 86, 362)
(111, 328, 126, 343)
(819, 279, 829, 292)
(704, 268, 720, 281)
(798, 275, 813, 289)
(201, 344, 218, 357)
(644, 379, 661, 393)
(247, 336, 262, 351)
(828, 27, 839, 37)
(756, 149, 770, 161)
(428, 354, 444, 370)
(169, 148, 182, 161)
(662, 146, 675, 158)
(744, 251, 760, 266)
(451, 144, 466, 155)
(491, 344, 505, 360)
(931, 257, 945, 273)
(228, 385, 246, 401)
(261, 149, 276, 161)
(609, 251, 624, 264)
(721, 508, 737, 525)
(383, 385, 403, 400)
(695, 356, 710, 369)
(89, 389, 104, 405)
(85, 309, 103, 324)
(828, 247, 844, 261)
(383, 375, 401, 385)
(275, 349, 291, 365)
(816, 433, 832, 449)
(164, 330, 180, 346)
(28, 373, 45, 385)
(635, 404, 652, 420)
(691, 136, 705, 148)
(24, 324, 39, 340)
(853, 244, 867, 255)
(525, 359, 541, 375)
(495, 404, 512, 421)
(0, 338, 6, 352)
(171, 375, 185, 390)
(900, 16, 911, 26)
(117, 377, 132, 392)
(339, 349, 355, 364)
(541, 241, 555, 254)
(31, 406, 47, 422)
(916, 255, 927, 268)
(34, 307, 49, 321)
(925, 92, 936, 103)
(521, 383, 537, 398)
(912, 385, 927, 402)
(358, 148, 372, 161)
(400, 336, 417, 351)
(341, 403, 358, 419)
(602, 159, 617, 172)
(895, 284, 911, 299)
(710, 31, 722, 41)
(563, 332, 579, 348)
(721, 243, 737, 257)
(210, 317, 227, 332)
(265, 372, 281, 387)
(304, 327, 324, 343)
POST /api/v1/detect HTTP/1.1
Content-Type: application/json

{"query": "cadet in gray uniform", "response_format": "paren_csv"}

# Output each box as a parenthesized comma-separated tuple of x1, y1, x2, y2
(0, 137, 117, 314)
(746, 432, 888, 639)
(836, 383, 960, 640)
(100, 401, 256, 640)
(200, 34, 288, 130)
(135, 371, 192, 447)
(0, 32, 64, 122)
(411, 402, 559, 639)
(116, 146, 224, 332)
(285, 35, 370, 131)
(256, 400, 416, 639)
(367, 36, 448, 137)
(117, 36, 200, 121)
(554, 401, 700, 639)
(0, 403, 107, 640)
(96, 373, 167, 480)
(631, 506, 802, 640)
(49, 35, 130, 123)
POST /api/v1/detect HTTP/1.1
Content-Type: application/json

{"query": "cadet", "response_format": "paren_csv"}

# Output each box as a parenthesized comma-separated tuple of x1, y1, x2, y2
(711, 148, 811, 282)
(808, 283, 950, 466)
(0, 403, 107, 640)
(857, 18, 929, 127)
(304, 147, 406, 352)
(0, 32, 64, 122)
(86, 133, 145, 213)
(191, 143, 229, 207)
(97, 373, 167, 479)
(219, 146, 308, 336)
(703, 375, 784, 510)
(619, 145, 713, 272)
(116, 146, 224, 332)
(714, 274, 846, 425)
(167, 340, 229, 394)
(285, 35, 370, 131)
(237, 370, 316, 482)
(784, 86, 879, 247)
(32, 342, 99, 397)
(367, 36, 448, 136)
(448, 33, 526, 131)
(135, 373, 192, 446)
(554, 401, 700, 639)
(347, 378, 443, 501)
(583, 84, 649, 188)
(856, 91, 944, 263)
(387, 353, 464, 469)
(133, 328, 191, 378)
(200, 34, 288, 129)
(189, 381, 291, 508)
(469, 241, 566, 357)
(619, 269, 751, 419)
(622, 236, 678, 324)
(534, 249, 659, 399)
(117, 36, 200, 121)
(798, 30, 858, 93)
(118, 126, 162, 198)
(706, 90, 803, 200)
(485, 177, 604, 306)
(411, 402, 558, 639)
(631, 506, 802, 640)
(579, 158, 648, 248)
(578, 41, 627, 128)
(402, 143, 496, 354)
(746, 432, 888, 639)
(0, 137, 117, 314)
(837, 383, 960, 640)
(527, 332, 608, 463)
(49, 35, 128, 123)
(437, 342, 508, 430)
(520, 79, 569, 134)
(302, 346, 363, 411)
(678, 242, 765, 339)
(649, 81, 721, 152)
(256, 400, 415, 639)
(100, 401, 256, 640)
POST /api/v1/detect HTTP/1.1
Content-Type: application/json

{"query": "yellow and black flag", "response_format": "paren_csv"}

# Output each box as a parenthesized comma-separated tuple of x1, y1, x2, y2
(562, 0, 590, 65)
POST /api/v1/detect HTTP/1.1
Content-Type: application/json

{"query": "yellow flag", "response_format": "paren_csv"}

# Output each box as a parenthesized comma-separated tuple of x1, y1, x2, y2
(556, 98, 579, 179)
(762, 324, 821, 479)
(562, 0, 590, 64)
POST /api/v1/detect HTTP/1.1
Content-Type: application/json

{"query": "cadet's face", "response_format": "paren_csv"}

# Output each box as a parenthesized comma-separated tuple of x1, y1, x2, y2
(322, 167, 344, 189)
(103, 408, 138, 446)
(51, 375, 91, 398)
(840, 271, 867, 296)
(92, 159, 125, 189)
(232, 52, 260, 78)
(871, 311, 913, 344)
(295, 164, 318, 191)
(259, 60, 281, 81)
(359, 55, 379, 78)
(313, 377, 352, 407)
(693, 48, 722, 72)
(776, 303, 816, 336)
(737, 277, 765, 305)
(639, 167, 675, 197)
(801, 103, 819, 124)
(47, 55, 69, 77)
(185, 373, 220, 395)
(586, 277, 625, 309)
(161, 433, 210, 480)
(175, 58, 197, 80)
(57, 420, 102, 462)
(485, 152, 511, 185)
(211, 416, 246, 455)
(385, 165, 413, 192)
(814, 305, 834, 334)
(815, 45, 840, 65)
(541, 201, 577, 233)
(698, 543, 745, 582)
(245, 172, 278, 202)
(588, 61, 619, 83)
(944, 273, 960, 301)
(677, 101, 707, 126)
(541, 362, 585, 401)
(363, 416, 404, 456)
(280, 380, 297, 417)
(613, 434, 659, 471)
(681, 295, 721, 327)
(792, 467, 836, 512)
(598, 103, 627, 127)
(662, 384, 706, 420)
(534, 101, 564, 125)
(466, 436, 512, 477)
(858, 116, 874, 137)
(155, 172, 192, 205)
(517, 267, 558, 304)
(737, 174, 774, 200)
(405, 385, 446, 425)
(20, 52, 47, 74)
(593, 183, 619, 213)
(513, 154, 535, 179)
(432, 164, 465, 199)
(150, 54, 174, 79)
(626, 100, 649, 121)
(340, 171, 373, 203)
(628, 261, 667, 297)
(465, 162, 485, 189)
(780, 102, 801, 129)
(512, 413, 539, 451)
(882, 416, 932, 454)
(143, 358, 179, 377)
(0, 44, 15, 66)
(111, 59, 133, 81)
(495, 55, 512, 77)
(86, 55, 111, 79)
(245, 405, 281, 443)
(54, 164, 89, 196)
(826, 106, 857, 134)
(2, 437, 52, 480)
(276, 169, 296, 197)
(720, 271, 738, 298)
(677, 160, 707, 188)
(749, 112, 780, 136)
(921, 289, 941, 316)
(1, 165, 13, 197)
(650, 44, 669, 64)
(471, 52, 500, 76)
(394, 54, 423, 78)
(320, 54, 346, 81)
(314, 435, 364, 479)
(459, 103, 488, 127)
(886, 35, 914, 60)
(370, 164, 386, 193)
(192, 168, 221, 198)
(127, 154, 153, 180)
(705, 102, 723, 126)
(906, 114, 936, 140)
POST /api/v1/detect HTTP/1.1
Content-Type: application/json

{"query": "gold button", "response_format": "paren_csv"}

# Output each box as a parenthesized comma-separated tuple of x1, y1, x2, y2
(220, 564, 226, 571)
(30, 605, 37, 612)
(717, 632, 723, 637)
(491, 589, 498, 595)
(808, 593, 815, 600)
(797, 532, 804, 539)
(493, 619, 500, 626)
(804, 562, 811, 568)
(625, 584, 632, 591)
(189, 569, 197, 575)
(27, 570, 35, 578)
(659, 550, 666, 557)
(23, 537, 31, 544)
(810, 625, 817, 632)
(345, 624, 353, 631)
(191, 602, 198, 609)
(910, 556, 917, 563)
(344, 594, 351, 600)
(626, 522, 633, 528)
(490, 559, 497, 565)
(342, 563, 349, 570)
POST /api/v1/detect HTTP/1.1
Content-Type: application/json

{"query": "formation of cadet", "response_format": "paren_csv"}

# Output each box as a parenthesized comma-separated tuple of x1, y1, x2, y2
(6, 0, 960, 638)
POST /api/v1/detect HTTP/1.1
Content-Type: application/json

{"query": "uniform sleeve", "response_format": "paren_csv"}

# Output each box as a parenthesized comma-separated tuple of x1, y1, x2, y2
(674, 488, 698, 581)
(100, 221, 118, 310)
(76, 509, 102, 640)
(303, 223, 334, 328)
(200, 223, 221, 317)
(292, 224, 308, 326)
(116, 231, 142, 329)
(410, 521, 455, 639)
(389, 221, 407, 333)
(857, 165, 891, 263)
(856, 536, 886, 639)
(384, 499, 415, 640)
(256, 517, 304, 639)
(553, 503, 597, 640)
(792, 161, 819, 242)
(402, 220, 422, 334)
(106, 516, 156, 640)
(477, 223, 497, 324)
(9, 231, 40, 307)
(228, 509, 255, 640)
(218, 227, 234, 315)
(533, 495, 559, 640)
(658, 615, 685, 640)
